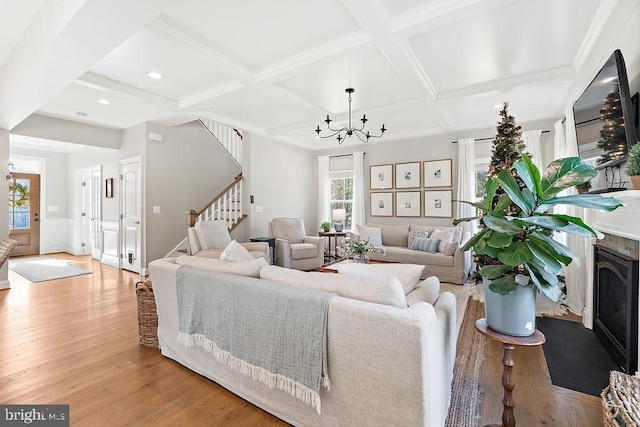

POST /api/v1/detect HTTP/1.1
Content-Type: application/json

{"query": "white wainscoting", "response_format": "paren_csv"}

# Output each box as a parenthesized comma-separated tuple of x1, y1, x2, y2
(101, 221, 120, 269)
(41, 218, 74, 254)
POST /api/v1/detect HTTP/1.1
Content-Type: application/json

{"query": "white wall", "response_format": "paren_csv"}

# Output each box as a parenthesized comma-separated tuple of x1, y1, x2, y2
(11, 114, 120, 149)
(144, 121, 242, 263)
(248, 135, 316, 237)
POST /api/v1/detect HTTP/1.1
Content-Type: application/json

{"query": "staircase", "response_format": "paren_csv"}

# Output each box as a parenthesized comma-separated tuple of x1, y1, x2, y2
(164, 120, 246, 258)
(200, 119, 243, 168)
(187, 173, 245, 230)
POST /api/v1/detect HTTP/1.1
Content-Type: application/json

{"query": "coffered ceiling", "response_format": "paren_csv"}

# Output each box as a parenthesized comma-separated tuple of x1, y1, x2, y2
(0, 0, 636, 150)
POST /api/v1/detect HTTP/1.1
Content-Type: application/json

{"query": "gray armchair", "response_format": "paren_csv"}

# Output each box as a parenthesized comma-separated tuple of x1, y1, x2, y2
(270, 218, 324, 271)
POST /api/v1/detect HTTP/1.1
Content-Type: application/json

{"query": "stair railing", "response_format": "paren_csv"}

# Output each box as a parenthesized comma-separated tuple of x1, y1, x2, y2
(187, 173, 244, 229)
(199, 119, 243, 168)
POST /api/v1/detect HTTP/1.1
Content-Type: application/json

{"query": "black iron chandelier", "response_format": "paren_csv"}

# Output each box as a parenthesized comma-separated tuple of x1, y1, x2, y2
(315, 88, 386, 144)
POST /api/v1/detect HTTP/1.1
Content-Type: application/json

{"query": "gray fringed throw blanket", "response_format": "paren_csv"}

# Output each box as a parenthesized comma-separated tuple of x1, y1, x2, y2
(176, 266, 335, 414)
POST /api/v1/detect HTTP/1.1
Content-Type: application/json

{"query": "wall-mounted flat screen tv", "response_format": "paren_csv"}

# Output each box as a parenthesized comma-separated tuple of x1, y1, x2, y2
(574, 49, 638, 193)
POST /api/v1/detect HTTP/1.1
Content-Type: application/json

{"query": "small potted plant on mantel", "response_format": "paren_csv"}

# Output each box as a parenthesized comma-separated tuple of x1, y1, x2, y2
(454, 149, 624, 336)
(625, 142, 640, 190)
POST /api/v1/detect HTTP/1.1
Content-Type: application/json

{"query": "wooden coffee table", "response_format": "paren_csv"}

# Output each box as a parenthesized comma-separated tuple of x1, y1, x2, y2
(319, 258, 397, 273)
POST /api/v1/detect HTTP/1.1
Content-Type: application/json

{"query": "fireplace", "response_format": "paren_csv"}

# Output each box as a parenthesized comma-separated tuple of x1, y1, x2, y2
(593, 245, 639, 373)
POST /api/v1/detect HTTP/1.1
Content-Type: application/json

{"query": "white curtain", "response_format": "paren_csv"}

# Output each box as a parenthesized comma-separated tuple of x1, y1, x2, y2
(456, 138, 477, 235)
(522, 129, 543, 170)
(317, 155, 330, 228)
(555, 107, 586, 316)
(352, 151, 365, 231)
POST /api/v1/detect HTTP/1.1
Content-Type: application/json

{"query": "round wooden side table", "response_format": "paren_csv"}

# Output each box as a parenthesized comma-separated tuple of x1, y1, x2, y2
(475, 318, 546, 427)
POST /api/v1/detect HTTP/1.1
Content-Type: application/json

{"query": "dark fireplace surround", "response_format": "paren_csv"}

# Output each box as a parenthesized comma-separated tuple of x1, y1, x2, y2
(593, 244, 639, 373)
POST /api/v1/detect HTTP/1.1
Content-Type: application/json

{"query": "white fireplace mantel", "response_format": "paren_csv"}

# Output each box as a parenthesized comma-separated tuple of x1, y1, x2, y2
(584, 190, 640, 374)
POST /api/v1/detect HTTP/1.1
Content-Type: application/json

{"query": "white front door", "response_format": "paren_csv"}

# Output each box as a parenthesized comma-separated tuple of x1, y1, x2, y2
(120, 157, 142, 274)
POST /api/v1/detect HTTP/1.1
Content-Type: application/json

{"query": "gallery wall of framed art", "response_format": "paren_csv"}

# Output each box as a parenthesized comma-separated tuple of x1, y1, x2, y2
(369, 159, 454, 218)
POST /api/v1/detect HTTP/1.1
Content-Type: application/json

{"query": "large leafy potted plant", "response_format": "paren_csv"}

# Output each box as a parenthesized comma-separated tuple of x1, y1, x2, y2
(625, 142, 640, 190)
(455, 149, 624, 336)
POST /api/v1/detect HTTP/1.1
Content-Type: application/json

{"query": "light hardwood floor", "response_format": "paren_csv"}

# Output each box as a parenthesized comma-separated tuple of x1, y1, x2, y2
(1, 254, 603, 426)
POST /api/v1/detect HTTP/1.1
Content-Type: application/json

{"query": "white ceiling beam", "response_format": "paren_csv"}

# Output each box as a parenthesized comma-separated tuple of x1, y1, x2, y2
(0, 0, 175, 130)
(77, 72, 178, 109)
(437, 67, 576, 101)
(339, 0, 453, 129)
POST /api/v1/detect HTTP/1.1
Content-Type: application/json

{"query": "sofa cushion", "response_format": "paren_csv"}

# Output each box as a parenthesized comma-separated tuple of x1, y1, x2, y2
(373, 246, 454, 267)
(430, 229, 455, 253)
(367, 223, 409, 247)
(290, 242, 319, 260)
(260, 265, 407, 308)
(333, 262, 425, 294)
(406, 276, 441, 306)
(195, 248, 266, 260)
(194, 220, 232, 249)
(407, 230, 429, 249)
(356, 225, 382, 246)
(411, 237, 440, 253)
(176, 256, 268, 278)
(220, 240, 255, 262)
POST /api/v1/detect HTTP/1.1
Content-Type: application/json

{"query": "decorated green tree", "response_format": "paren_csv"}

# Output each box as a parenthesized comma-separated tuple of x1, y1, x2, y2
(597, 84, 627, 165)
(473, 102, 530, 270)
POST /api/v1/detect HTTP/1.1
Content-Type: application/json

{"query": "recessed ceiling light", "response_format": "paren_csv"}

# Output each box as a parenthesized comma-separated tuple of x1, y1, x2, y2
(602, 76, 616, 83)
(146, 71, 163, 80)
(97, 99, 110, 105)
(493, 104, 503, 109)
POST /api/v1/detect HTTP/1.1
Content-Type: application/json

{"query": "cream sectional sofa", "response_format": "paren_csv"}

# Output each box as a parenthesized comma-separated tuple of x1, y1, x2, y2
(149, 256, 457, 426)
(354, 222, 472, 284)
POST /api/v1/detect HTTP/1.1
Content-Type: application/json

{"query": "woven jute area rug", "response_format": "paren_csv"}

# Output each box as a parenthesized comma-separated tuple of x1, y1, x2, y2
(445, 297, 486, 427)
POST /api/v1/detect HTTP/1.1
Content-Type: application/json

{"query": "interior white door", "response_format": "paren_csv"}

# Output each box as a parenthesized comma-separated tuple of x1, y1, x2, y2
(80, 166, 102, 259)
(120, 158, 142, 274)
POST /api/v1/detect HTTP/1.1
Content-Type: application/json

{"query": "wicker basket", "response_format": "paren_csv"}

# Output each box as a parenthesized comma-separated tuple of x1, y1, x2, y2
(136, 279, 158, 348)
(601, 370, 640, 426)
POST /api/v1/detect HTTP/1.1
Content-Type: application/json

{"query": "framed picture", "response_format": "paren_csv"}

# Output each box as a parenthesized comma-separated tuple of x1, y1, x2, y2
(370, 192, 393, 217)
(395, 162, 421, 189)
(396, 191, 421, 217)
(105, 178, 114, 198)
(424, 190, 452, 217)
(423, 159, 452, 188)
(370, 164, 393, 190)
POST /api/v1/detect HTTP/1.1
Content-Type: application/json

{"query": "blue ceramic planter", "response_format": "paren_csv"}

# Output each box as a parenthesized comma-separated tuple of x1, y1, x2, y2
(484, 278, 536, 337)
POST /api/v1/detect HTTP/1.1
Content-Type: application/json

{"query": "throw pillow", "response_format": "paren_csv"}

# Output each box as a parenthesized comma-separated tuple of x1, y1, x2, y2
(430, 229, 455, 253)
(443, 241, 459, 256)
(406, 276, 441, 306)
(260, 265, 407, 309)
(176, 256, 268, 278)
(194, 220, 232, 249)
(334, 262, 425, 294)
(411, 237, 440, 253)
(407, 230, 429, 248)
(220, 240, 255, 262)
(356, 225, 383, 246)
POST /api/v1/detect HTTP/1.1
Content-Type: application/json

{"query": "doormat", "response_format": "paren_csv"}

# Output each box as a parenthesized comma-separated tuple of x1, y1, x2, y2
(9, 257, 92, 283)
(536, 317, 619, 396)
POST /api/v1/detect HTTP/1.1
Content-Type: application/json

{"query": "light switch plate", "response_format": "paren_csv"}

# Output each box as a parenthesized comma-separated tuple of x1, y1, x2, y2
(255, 205, 262, 213)
(153, 206, 161, 213)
